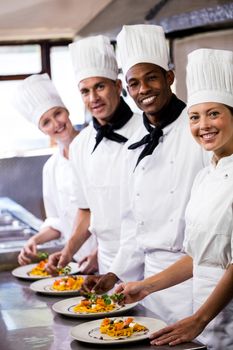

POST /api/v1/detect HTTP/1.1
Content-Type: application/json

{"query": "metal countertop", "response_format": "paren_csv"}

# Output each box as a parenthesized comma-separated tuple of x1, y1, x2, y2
(0, 270, 207, 350)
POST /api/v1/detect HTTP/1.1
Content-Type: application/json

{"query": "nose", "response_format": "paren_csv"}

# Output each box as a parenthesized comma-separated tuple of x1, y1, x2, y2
(139, 80, 151, 95)
(51, 117, 60, 130)
(199, 115, 210, 129)
(89, 89, 99, 103)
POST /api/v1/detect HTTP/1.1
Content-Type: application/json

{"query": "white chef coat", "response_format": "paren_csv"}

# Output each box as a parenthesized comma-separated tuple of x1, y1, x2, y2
(184, 154, 233, 349)
(69, 113, 142, 274)
(110, 108, 209, 324)
(42, 144, 97, 262)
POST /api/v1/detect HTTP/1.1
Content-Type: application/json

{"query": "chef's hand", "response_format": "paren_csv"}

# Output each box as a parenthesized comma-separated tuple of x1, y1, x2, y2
(81, 272, 119, 294)
(149, 315, 206, 346)
(46, 249, 72, 275)
(18, 238, 37, 265)
(115, 281, 149, 304)
(78, 250, 98, 275)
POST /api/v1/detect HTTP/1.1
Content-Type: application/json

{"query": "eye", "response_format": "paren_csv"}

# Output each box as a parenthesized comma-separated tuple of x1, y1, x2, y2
(41, 119, 50, 127)
(80, 89, 89, 96)
(209, 111, 219, 118)
(147, 75, 157, 81)
(96, 83, 105, 90)
(189, 115, 199, 123)
(55, 110, 62, 116)
(128, 81, 138, 89)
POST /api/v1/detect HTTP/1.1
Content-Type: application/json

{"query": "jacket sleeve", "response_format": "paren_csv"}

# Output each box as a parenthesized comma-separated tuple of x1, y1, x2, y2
(110, 146, 144, 282)
(69, 138, 89, 209)
(41, 157, 63, 233)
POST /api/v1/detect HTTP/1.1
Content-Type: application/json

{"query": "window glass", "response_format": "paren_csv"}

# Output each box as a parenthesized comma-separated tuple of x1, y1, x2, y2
(50, 46, 85, 126)
(0, 45, 41, 75)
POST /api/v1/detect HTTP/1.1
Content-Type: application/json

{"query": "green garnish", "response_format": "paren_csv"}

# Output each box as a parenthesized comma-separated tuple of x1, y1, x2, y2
(110, 293, 125, 303)
(37, 252, 49, 260)
(84, 292, 124, 305)
(57, 265, 72, 275)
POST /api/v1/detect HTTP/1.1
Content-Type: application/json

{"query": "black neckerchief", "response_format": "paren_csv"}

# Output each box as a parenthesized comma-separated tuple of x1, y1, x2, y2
(92, 97, 133, 153)
(128, 94, 186, 168)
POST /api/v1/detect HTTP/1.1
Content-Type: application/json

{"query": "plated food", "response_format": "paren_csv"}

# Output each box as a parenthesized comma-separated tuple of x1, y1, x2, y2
(52, 295, 138, 318)
(52, 276, 84, 291)
(100, 317, 148, 338)
(73, 293, 124, 314)
(70, 316, 167, 344)
(30, 274, 84, 295)
(12, 261, 79, 280)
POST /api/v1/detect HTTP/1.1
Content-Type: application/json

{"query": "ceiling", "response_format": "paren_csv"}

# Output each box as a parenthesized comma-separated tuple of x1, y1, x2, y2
(0, 0, 158, 41)
(0, 0, 232, 41)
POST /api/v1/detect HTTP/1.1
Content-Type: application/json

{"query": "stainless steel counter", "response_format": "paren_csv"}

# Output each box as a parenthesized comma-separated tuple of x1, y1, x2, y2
(0, 197, 64, 271)
(0, 271, 207, 350)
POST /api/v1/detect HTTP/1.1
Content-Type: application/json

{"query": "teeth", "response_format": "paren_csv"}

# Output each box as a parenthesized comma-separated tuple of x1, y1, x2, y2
(57, 126, 65, 133)
(142, 96, 156, 105)
(201, 133, 216, 139)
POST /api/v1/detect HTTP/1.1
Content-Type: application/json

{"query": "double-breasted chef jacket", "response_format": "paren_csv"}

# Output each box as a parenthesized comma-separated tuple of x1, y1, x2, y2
(184, 154, 233, 349)
(110, 107, 209, 324)
(42, 145, 97, 262)
(69, 110, 141, 274)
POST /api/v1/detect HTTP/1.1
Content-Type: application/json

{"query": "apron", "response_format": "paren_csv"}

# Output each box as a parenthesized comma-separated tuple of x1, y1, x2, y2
(97, 235, 120, 274)
(193, 264, 233, 350)
(143, 250, 193, 324)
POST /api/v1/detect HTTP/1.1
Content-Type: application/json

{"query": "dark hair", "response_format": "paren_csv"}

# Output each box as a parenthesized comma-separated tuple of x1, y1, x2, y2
(224, 104, 233, 116)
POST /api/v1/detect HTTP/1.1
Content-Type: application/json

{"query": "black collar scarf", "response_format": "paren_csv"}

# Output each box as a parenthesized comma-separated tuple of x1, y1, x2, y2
(128, 94, 186, 168)
(92, 97, 133, 153)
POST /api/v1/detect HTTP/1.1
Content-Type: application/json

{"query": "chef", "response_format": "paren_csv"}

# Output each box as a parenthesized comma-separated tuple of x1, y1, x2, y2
(46, 35, 141, 274)
(116, 48, 233, 350)
(86, 24, 209, 324)
(14, 74, 97, 272)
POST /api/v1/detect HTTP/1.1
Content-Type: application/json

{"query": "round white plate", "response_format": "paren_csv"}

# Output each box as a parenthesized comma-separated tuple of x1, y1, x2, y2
(70, 316, 167, 344)
(12, 262, 80, 280)
(30, 276, 85, 295)
(53, 296, 138, 318)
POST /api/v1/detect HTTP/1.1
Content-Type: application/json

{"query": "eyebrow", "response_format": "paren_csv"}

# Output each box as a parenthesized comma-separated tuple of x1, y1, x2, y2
(127, 69, 159, 83)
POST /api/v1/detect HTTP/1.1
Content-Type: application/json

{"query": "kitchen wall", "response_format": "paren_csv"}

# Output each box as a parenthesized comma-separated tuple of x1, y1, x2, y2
(0, 155, 50, 219)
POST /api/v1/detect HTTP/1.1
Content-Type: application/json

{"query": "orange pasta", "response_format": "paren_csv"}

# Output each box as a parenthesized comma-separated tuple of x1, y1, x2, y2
(100, 317, 148, 337)
(52, 276, 84, 291)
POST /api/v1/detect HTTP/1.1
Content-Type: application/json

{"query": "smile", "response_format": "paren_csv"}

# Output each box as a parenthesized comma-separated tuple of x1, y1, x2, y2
(200, 132, 217, 140)
(141, 96, 157, 105)
(56, 126, 65, 133)
(92, 104, 105, 110)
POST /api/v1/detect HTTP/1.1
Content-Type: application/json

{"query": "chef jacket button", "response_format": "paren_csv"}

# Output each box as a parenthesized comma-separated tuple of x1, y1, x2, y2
(136, 193, 140, 197)
(170, 160, 174, 164)
(170, 190, 174, 194)
(139, 221, 144, 226)
(224, 174, 228, 179)
(141, 166, 145, 170)
(169, 218, 174, 222)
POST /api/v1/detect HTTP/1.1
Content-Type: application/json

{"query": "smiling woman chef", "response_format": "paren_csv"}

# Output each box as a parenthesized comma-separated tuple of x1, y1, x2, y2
(116, 48, 233, 350)
(13, 73, 97, 273)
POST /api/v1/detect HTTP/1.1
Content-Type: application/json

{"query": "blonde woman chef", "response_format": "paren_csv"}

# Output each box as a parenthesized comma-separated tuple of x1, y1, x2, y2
(14, 74, 97, 273)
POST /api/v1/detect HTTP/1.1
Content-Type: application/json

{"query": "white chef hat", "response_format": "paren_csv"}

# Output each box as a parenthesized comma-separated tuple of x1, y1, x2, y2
(13, 73, 66, 126)
(69, 35, 118, 85)
(116, 24, 169, 77)
(186, 48, 233, 110)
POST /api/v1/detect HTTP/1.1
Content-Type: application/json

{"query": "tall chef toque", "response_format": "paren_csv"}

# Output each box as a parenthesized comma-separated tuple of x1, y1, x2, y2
(186, 48, 233, 109)
(116, 24, 170, 76)
(13, 73, 65, 126)
(69, 35, 118, 85)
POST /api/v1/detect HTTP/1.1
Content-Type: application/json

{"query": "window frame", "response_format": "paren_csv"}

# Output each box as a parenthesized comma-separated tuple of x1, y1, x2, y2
(0, 39, 72, 81)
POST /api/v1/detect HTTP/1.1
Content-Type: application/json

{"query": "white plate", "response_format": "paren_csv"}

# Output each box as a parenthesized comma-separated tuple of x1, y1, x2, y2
(30, 276, 84, 295)
(12, 262, 80, 280)
(52, 297, 138, 318)
(70, 316, 167, 344)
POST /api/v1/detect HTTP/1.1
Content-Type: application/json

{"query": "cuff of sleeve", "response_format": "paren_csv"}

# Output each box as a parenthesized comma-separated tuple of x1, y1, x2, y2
(41, 217, 63, 234)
